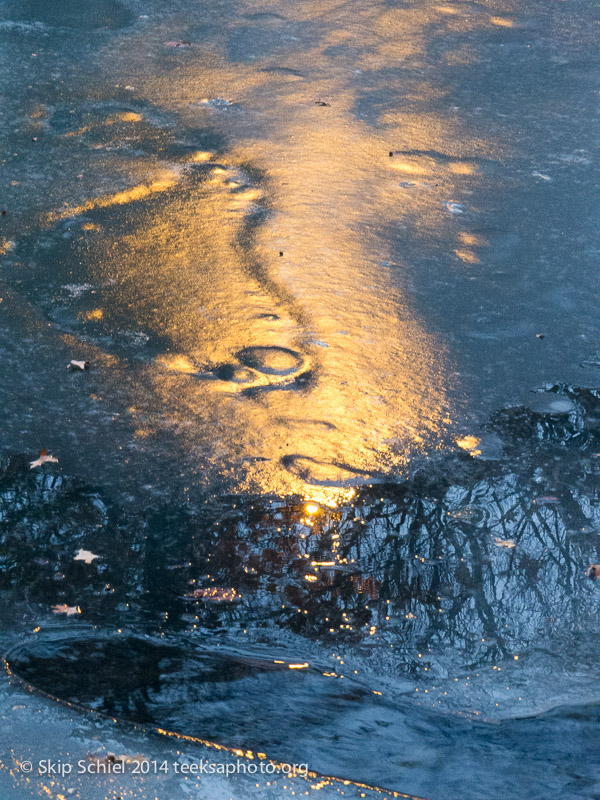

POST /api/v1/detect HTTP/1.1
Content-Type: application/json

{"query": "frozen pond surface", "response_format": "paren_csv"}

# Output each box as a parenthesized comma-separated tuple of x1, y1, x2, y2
(0, 0, 599, 798)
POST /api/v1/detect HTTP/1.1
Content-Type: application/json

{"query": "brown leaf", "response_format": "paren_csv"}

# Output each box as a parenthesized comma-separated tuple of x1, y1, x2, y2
(67, 360, 90, 371)
(532, 496, 559, 506)
(586, 565, 600, 579)
(30, 451, 59, 469)
(52, 604, 81, 616)
(73, 549, 100, 565)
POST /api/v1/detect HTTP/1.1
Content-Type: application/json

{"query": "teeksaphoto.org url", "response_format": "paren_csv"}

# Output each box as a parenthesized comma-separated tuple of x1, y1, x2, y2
(20, 757, 310, 778)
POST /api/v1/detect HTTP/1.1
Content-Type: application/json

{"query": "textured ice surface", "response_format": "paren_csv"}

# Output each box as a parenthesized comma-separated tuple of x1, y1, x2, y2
(0, 0, 599, 797)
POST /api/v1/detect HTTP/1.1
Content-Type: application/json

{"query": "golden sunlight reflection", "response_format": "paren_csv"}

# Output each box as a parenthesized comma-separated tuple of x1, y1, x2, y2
(64, 110, 143, 137)
(454, 249, 480, 264)
(41, 0, 503, 498)
(458, 232, 488, 247)
(456, 435, 482, 457)
(46, 170, 180, 223)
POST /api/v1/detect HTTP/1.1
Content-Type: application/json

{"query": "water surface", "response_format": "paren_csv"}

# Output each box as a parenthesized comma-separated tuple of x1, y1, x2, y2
(0, 0, 599, 797)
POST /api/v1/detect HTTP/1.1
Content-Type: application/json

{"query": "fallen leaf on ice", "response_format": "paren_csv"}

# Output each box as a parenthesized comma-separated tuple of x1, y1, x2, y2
(532, 496, 559, 506)
(29, 450, 58, 469)
(67, 360, 90, 371)
(73, 549, 100, 565)
(52, 604, 81, 616)
(494, 537, 516, 549)
(586, 565, 600, 579)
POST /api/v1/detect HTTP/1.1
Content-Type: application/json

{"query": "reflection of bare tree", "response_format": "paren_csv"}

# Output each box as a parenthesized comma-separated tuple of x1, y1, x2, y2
(168, 384, 600, 680)
(1, 385, 599, 691)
